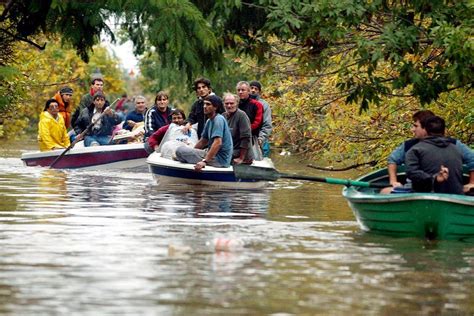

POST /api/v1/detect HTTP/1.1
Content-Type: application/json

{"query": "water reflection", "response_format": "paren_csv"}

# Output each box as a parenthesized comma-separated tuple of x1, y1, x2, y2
(349, 233, 474, 314)
(1, 153, 474, 315)
(143, 188, 269, 219)
(37, 169, 68, 200)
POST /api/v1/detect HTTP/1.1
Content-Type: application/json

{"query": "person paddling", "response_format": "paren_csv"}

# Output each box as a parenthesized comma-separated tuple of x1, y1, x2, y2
(73, 92, 121, 146)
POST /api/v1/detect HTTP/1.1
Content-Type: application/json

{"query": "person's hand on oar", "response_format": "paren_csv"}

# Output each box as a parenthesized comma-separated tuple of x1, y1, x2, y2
(49, 97, 120, 168)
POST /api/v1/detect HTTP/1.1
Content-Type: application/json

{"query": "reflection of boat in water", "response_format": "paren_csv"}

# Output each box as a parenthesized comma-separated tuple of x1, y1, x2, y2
(147, 153, 273, 189)
(343, 167, 474, 240)
(21, 142, 148, 170)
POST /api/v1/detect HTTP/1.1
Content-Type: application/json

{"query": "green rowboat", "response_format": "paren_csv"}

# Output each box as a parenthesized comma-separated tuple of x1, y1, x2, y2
(342, 167, 474, 240)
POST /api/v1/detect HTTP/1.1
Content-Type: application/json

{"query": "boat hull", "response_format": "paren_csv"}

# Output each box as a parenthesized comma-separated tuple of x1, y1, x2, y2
(147, 153, 271, 189)
(343, 167, 474, 240)
(21, 143, 148, 170)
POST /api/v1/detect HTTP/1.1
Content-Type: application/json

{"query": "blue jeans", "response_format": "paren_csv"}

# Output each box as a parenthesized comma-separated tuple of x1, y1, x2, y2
(262, 141, 271, 158)
(84, 135, 111, 147)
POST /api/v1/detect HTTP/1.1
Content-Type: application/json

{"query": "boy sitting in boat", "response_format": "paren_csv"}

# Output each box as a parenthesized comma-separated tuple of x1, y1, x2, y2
(73, 93, 122, 147)
(406, 116, 464, 194)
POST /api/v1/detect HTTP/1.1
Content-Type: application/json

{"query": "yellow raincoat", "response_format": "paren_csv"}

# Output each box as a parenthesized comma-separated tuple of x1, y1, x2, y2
(38, 111, 70, 151)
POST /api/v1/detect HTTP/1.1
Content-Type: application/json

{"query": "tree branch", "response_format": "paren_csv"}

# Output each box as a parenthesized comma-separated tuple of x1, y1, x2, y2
(307, 160, 378, 171)
(0, 28, 46, 50)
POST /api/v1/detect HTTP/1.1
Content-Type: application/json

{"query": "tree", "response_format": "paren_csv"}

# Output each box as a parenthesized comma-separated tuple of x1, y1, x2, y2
(220, 0, 473, 109)
(0, 37, 125, 139)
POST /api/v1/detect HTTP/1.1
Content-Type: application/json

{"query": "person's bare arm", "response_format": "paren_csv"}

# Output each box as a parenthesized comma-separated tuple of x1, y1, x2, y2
(388, 163, 402, 187)
(194, 138, 208, 150)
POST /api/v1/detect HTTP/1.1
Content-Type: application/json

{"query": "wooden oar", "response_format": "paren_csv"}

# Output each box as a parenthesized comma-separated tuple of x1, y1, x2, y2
(49, 97, 120, 169)
(233, 164, 389, 188)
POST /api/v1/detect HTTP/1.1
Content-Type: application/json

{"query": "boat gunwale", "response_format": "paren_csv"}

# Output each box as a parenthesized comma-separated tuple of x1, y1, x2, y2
(21, 143, 146, 160)
(342, 166, 473, 206)
(343, 189, 474, 206)
(147, 153, 273, 175)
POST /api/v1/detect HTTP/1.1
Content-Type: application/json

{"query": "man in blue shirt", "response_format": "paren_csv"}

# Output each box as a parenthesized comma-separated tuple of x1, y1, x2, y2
(175, 95, 233, 170)
(123, 96, 147, 131)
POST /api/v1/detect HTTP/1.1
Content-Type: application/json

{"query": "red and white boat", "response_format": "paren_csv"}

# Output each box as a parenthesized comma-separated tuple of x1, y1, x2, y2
(21, 142, 148, 170)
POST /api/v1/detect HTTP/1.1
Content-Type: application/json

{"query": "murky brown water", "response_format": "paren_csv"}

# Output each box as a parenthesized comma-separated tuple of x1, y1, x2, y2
(1, 140, 474, 315)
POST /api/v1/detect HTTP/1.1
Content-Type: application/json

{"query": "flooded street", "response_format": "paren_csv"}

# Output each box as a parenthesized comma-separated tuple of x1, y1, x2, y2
(1, 141, 474, 315)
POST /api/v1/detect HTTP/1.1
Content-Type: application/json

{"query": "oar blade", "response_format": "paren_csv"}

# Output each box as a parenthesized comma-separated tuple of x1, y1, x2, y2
(233, 164, 280, 181)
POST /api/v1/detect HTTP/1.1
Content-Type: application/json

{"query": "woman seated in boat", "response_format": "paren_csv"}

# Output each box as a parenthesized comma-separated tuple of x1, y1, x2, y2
(38, 99, 70, 151)
(145, 109, 198, 159)
(73, 92, 122, 147)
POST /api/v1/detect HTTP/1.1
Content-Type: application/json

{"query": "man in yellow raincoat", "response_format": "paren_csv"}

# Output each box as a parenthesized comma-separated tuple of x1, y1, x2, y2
(38, 99, 70, 151)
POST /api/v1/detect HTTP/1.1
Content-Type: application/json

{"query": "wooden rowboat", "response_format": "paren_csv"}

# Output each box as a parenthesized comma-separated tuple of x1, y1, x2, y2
(342, 167, 474, 240)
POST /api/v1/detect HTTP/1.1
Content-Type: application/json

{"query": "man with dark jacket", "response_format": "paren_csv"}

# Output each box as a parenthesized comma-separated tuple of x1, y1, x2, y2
(144, 91, 173, 138)
(71, 78, 104, 129)
(406, 116, 464, 194)
(381, 110, 474, 194)
(74, 93, 121, 146)
(236, 81, 263, 137)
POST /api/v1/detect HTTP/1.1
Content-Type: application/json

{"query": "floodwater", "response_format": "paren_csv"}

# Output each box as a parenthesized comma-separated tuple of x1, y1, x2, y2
(1, 140, 474, 315)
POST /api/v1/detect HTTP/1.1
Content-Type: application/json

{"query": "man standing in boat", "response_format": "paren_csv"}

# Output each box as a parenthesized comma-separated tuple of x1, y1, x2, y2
(183, 77, 223, 139)
(53, 86, 74, 130)
(175, 95, 233, 171)
(406, 116, 464, 194)
(38, 99, 70, 151)
(71, 77, 105, 129)
(237, 81, 264, 160)
(249, 80, 272, 157)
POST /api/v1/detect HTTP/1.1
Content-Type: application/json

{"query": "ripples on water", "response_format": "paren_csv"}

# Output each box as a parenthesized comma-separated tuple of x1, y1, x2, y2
(0, 156, 474, 315)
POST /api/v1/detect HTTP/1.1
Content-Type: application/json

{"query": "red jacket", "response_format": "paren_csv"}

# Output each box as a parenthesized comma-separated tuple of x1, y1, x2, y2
(53, 91, 72, 129)
(147, 124, 170, 148)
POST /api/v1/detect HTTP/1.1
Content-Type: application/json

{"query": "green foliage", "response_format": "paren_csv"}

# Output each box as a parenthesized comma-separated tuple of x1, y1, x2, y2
(245, 37, 473, 168)
(0, 37, 125, 140)
(138, 48, 256, 112)
(228, 0, 473, 109)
